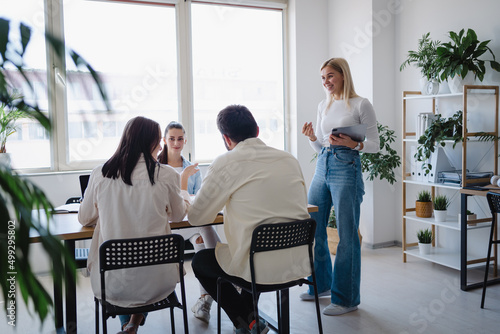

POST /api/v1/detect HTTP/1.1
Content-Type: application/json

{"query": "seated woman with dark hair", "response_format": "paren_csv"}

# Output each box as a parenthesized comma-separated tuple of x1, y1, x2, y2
(158, 121, 220, 323)
(79, 116, 198, 334)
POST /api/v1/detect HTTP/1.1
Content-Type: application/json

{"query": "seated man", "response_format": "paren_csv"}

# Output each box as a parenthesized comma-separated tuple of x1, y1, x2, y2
(189, 105, 311, 334)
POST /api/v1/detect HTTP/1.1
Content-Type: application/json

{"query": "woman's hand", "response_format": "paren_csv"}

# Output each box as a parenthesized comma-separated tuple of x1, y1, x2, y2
(302, 122, 317, 142)
(329, 133, 358, 149)
(180, 163, 199, 190)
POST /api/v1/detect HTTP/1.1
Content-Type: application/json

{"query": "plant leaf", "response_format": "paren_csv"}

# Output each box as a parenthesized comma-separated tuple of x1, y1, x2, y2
(0, 18, 9, 64)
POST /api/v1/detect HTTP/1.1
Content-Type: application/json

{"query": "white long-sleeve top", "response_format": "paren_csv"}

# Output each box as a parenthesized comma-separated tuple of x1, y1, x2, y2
(78, 156, 191, 307)
(187, 138, 311, 284)
(310, 97, 379, 153)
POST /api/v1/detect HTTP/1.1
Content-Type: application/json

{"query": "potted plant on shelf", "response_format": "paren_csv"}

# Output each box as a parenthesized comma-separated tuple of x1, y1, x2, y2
(416, 190, 433, 218)
(433, 194, 449, 222)
(417, 228, 433, 255)
(458, 209, 478, 226)
(400, 32, 442, 95)
(435, 28, 500, 93)
(415, 110, 463, 175)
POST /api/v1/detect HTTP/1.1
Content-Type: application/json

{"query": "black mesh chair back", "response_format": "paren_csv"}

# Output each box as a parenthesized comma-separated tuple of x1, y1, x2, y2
(217, 218, 323, 334)
(482, 192, 500, 308)
(96, 234, 189, 334)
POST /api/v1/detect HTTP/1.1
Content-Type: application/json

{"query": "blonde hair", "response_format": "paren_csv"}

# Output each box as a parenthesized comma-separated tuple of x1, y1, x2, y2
(321, 58, 358, 109)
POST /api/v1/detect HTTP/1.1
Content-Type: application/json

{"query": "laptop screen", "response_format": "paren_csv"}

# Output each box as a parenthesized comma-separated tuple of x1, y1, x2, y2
(79, 174, 90, 199)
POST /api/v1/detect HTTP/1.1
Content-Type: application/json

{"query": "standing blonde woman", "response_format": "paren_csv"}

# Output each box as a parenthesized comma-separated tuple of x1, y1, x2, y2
(301, 58, 379, 316)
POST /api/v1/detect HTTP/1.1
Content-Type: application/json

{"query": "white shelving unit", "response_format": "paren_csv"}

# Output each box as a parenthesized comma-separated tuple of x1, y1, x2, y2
(402, 85, 499, 290)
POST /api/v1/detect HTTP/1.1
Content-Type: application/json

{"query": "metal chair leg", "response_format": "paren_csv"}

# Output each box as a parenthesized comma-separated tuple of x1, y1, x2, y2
(95, 298, 100, 334)
(481, 217, 496, 308)
(170, 307, 176, 334)
(217, 278, 222, 334)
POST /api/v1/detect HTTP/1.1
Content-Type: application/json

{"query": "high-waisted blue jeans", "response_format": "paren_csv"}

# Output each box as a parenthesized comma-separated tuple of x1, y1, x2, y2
(307, 146, 364, 307)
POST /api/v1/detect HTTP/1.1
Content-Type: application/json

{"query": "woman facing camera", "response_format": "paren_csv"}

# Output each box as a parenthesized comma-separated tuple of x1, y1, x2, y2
(158, 121, 220, 323)
(79, 116, 198, 334)
(301, 58, 379, 316)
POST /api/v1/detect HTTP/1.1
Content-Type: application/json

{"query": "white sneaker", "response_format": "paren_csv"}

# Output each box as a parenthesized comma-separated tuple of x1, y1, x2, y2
(191, 295, 213, 323)
(299, 290, 330, 301)
(322, 303, 358, 316)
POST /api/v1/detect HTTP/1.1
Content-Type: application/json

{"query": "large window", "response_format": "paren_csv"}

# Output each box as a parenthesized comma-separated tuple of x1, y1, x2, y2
(63, 0, 178, 167)
(3, 0, 51, 169)
(191, 2, 285, 161)
(5, 0, 287, 171)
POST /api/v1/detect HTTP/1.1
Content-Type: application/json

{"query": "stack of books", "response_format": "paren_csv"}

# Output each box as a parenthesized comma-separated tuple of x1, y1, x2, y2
(437, 169, 493, 186)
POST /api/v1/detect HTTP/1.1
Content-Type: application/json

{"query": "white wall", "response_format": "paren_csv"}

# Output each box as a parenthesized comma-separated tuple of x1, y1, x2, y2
(288, 0, 330, 187)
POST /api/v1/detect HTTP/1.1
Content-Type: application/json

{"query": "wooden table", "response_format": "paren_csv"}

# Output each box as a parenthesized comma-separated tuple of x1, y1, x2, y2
(30, 204, 318, 334)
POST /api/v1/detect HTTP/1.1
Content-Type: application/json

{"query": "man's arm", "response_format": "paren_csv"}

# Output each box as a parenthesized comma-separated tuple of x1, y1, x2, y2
(188, 163, 230, 226)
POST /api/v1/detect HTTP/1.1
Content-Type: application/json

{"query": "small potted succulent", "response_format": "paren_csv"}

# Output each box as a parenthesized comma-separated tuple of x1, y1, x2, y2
(433, 194, 449, 222)
(417, 228, 433, 255)
(416, 190, 433, 218)
(459, 209, 477, 226)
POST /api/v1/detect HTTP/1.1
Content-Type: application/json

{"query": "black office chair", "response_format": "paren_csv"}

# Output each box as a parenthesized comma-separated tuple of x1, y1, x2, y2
(95, 234, 189, 334)
(482, 192, 500, 308)
(216, 218, 323, 334)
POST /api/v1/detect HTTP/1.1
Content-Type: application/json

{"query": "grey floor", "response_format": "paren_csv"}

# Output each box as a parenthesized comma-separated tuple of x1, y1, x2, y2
(1, 246, 500, 334)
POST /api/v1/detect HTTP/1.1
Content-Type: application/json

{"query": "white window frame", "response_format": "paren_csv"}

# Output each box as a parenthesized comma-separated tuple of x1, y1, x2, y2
(19, 0, 288, 173)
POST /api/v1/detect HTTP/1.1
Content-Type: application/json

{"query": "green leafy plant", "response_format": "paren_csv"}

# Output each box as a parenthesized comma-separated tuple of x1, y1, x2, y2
(435, 28, 500, 82)
(416, 110, 463, 174)
(466, 209, 475, 215)
(417, 228, 433, 244)
(311, 122, 401, 185)
(417, 190, 432, 202)
(0, 93, 36, 153)
(360, 122, 401, 185)
(433, 194, 449, 210)
(0, 17, 109, 323)
(400, 32, 441, 80)
(327, 207, 336, 228)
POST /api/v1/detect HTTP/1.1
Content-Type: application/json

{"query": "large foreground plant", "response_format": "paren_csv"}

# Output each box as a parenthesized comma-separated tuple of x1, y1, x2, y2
(0, 17, 109, 324)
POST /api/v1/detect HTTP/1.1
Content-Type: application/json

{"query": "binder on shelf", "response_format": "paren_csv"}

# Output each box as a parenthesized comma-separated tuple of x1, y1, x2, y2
(416, 159, 424, 182)
(416, 112, 435, 139)
(410, 146, 417, 179)
(426, 147, 453, 183)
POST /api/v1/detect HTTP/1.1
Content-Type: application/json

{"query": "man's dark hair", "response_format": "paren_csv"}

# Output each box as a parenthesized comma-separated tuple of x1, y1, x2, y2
(217, 105, 258, 143)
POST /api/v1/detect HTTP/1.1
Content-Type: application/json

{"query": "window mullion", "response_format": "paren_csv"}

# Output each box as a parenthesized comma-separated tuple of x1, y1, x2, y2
(46, 0, 69, 171)
(176, 0, 195, 161)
